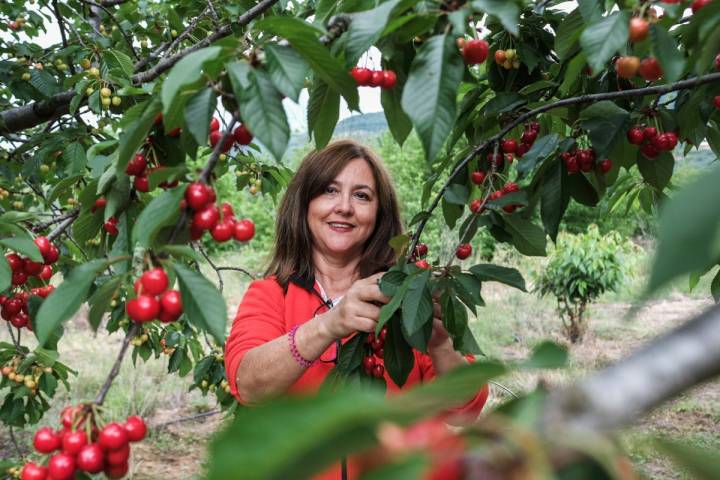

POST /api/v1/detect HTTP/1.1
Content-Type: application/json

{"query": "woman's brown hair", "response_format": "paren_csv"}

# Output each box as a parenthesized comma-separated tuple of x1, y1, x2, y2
(265, 139, 403, 288)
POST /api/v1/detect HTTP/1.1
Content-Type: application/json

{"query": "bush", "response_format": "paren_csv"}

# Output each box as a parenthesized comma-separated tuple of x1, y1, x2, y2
(534, 225, 629, 343)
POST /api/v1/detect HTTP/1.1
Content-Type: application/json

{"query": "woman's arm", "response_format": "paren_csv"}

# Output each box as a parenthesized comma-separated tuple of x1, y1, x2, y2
(235, 311, 336, 404)
(427, 317, 469, 376)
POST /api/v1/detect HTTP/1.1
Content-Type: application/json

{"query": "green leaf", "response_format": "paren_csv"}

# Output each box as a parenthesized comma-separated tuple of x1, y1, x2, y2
(173, 263, 227, 343)
(440, 291, 468, 352)
(30, 69, 60, 98)
(361, 455, 430, 480)
(117, 98, 162, 174)
(256, 17, 359, 110)
(711, 270, 720, 303)
(0, 256, 10, 293)
(0, 237, 43, 263)
(580, 11, 630, 73)
(516, 133, 560, 178)
(579, 101, 630, 160)
(471, 0, 520, 36)
(470, 264, 526, 291)
(264, 44, 309, 102)
(377, 275, 412, 333)
(184, 89, 217, 146)
(104, 49, 134, 78)
(383, 314, 414, 387)
(160, 245, 204, 263)
(88, 276, 123, 332)
(72, 211, 103, 246)
(651, 24, 685, 83)
(63, 142, 87, 176)
(637, 151, 674, 191)
(555, 9, 584, 61)
(346, 0, 402, 63)
(444, 183, 469, 205)
(655, 438, 720, 480)
(452, 273, 484, 313)
(521, 341, 568, 369)
(161, 46, 222, 116)
(235, 68, 290, 161)
(35, 260, 109, 346)
(647, 167, 720, 294)
(540, 160, 568, 242)
(401, 34, 464, 163)
(307, 80, 339, 149)
(504, 216, 547, 256)
(401, 269, 432, 336)
(131, 187, 184, 248)
(381, 74, 412, 146)
(48, 175, 82, 204)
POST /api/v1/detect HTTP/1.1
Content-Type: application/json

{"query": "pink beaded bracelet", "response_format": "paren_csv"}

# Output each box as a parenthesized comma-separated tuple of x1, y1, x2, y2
(289, 325, 314, 368)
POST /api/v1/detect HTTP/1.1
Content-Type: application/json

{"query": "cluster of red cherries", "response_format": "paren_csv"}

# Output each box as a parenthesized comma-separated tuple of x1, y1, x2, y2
(626, 125, 678, 159)
(124, 151, 177, 194)
(126, 267, 183, 324)
(1, 236, 58, 329)
(22, 406, 146, 479)
(471, 181, 522, 215)
(560, 147, 612, 174)
(184, 182, 255, 243)
(208, 117, 253, 153)
(503, 121, 541, 159)
(363, 326, 389, 378)
(349, 68, 397, 89)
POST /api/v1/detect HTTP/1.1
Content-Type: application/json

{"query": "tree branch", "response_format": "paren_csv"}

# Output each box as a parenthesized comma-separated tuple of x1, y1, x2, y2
(47, 209, 80, 241)
(32, 208, 80, 233)
(407, 71, 720, 256)
(94, 322, 140, 405)
(0, 0, 278, 135)
(216, 266, 256, 280)
(197, 244, 224, 292)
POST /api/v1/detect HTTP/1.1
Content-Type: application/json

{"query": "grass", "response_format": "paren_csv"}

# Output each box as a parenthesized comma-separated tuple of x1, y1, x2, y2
(1, 243, 718, 478)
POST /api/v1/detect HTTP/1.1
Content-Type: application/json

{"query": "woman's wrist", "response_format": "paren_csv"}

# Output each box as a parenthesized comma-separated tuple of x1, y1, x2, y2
(311, 309, 340, 343)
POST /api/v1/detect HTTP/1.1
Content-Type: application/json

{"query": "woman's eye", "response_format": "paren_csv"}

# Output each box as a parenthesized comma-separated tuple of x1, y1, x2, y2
(325, 186, 337, 194)
(355, 192, 370, 200)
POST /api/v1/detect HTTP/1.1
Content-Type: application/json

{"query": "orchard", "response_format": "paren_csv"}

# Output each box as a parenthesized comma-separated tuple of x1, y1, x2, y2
(1, 0, 720, 479)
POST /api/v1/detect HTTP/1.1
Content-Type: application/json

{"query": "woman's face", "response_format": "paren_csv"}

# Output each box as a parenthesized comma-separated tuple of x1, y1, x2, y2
(307, 158, 378, 260)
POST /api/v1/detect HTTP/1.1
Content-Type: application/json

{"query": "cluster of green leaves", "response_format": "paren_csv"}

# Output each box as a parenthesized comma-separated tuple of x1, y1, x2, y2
(534, 224, 629, 307)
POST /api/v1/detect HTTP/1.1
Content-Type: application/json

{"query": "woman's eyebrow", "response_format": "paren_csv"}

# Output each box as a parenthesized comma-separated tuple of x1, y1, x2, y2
(329, 180, 375, 193)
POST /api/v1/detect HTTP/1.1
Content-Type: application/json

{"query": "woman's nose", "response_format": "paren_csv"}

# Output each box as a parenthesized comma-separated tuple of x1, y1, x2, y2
(334, 193, 353, 215)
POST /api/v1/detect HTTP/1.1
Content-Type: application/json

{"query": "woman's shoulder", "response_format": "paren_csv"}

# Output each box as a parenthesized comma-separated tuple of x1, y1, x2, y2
(245, 276, 284, 296)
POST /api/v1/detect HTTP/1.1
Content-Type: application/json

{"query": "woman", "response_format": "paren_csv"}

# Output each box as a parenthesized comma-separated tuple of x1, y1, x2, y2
(224, 140, 488, 477)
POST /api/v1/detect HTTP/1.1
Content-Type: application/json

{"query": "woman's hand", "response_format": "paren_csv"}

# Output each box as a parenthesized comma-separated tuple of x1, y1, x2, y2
(427, 296, 453, 353)
(318, 272, 391, 340)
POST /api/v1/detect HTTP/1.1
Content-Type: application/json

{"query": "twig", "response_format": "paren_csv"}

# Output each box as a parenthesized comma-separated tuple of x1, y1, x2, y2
(206, 0, 220, 22)
(6, 322, 21, 350)
(94, 322, 141, 405)
(100, 0, 128, 5)
(152, 409, 221, 429)
(77, 0, 140, 60)
(197, 244, 224, 292)
(51, 0, 77, 75)
(32, 208, 80, 233)
(216, 266, 256, 280)
(48, 210, 80, 241)
(407, 72, 720, 256)
(489, 380, 519, 400)
(8, 426, 24, 460)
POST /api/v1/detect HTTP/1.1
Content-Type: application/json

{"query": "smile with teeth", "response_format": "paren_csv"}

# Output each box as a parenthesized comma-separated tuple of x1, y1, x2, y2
(328, 222, 354, 231)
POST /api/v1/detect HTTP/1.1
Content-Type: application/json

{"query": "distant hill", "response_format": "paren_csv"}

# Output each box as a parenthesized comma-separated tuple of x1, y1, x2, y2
(287, 111, 389, 155)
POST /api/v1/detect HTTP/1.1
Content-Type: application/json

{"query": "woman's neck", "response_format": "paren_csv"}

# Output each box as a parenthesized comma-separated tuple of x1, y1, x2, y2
(312, 251, 360, 299)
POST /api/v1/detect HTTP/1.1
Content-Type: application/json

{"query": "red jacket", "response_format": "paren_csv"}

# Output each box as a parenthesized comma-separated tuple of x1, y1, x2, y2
(224, 275, 489, 478)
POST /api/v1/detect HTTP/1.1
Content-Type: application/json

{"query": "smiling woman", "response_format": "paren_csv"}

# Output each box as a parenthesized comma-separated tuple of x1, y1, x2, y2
(223, 140, 488, 480)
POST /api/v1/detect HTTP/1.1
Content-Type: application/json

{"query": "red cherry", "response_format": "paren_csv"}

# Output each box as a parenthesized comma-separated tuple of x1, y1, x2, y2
(48, 453, 76, 480)
(470, 170, 486, 185)
(381, 70, 397, 89)
(415, 260, 431, 270)
(11, 312, 29, 328)
(0, 295, 7, 306)
(369, 70, 384, 88)
(378, 327, 388, 341)
(209, 131, 233, 152)
(34, 426, 61, 453)
(641, 142, 660, 159)
(462, 39, 489, 64)
(627, 127, 645, 145)
(714, 95, 720, 109)
(349, 67, 372, 86)
(12, 270, 28, 286)
(233, 124, 253, 145)
(515, 143, 528, 157)
(638, 57, 662, 81)
(126, 295, 161, 323)
(629, 17, 649, 43)
(134, 174, 150, 193)
(189, 222, 204, 241)
(124, 415, 147, 442)
(652, 133, 672, 151)
(126, 153, 147, 176)
(489, 190, 503, 201)
(105, 443, 130, 466)
(21, 462, 48, 480)
(692, 0, 712, 13)
(501, 139, 517, 154)
(193, 204, 220, 230)
(502, 182, 519, 194)
(211, 221, 235, 242)
(159, 290, 183, 322)
(4, 298, 22, 316)
(153, 112, 163, 125)
(104, 217, 119, 236)
(503, 204, 518, 214)
(372, 364, 385, 378)
(44, 245, 59, 265)
(23, 258, 43, 276)
(167, 127, 182, 137)
(99, 422, 129, 451)
(209, 118, 220, 132)
(470, 198, 484, 214)
(233, 219, 255, 242)
(76, 443, 104, 473)
(104, 462, 129, 479)
(599, 158, 612, 173)
(185, 182, 211, 211)
(362, 355, 375, 372)
(664, 132, 679, 149)
(521, 129, 538, 145)
(715, 53, 720, 71)
(414, 243, 428, 257)
(578, 150, 594, 172)
(141, 267, 169, 295)
(455, 243, 472, 260)
(220, 202, 235, 220)
(643, 126, 658, 140)
(371, 338, 384, 352)
(62, 430, 87, 456)
(5, 253, 23, 272)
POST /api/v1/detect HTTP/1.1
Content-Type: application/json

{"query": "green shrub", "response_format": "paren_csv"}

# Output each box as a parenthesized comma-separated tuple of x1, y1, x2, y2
(534, 225, 629, 343)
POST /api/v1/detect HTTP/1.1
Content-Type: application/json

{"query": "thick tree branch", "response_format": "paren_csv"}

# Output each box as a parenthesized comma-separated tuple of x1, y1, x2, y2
(94, 322, 140, 405)
(0, 0, 278, 135)
(407, 72, 720, 256)
(47, 209, 80, 241)
(540, 302, 720, 435)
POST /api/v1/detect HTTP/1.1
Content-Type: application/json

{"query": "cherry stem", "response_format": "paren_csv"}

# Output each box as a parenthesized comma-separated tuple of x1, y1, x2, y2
(94, 322, 141, 406)
(407, 71, 720, 258)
